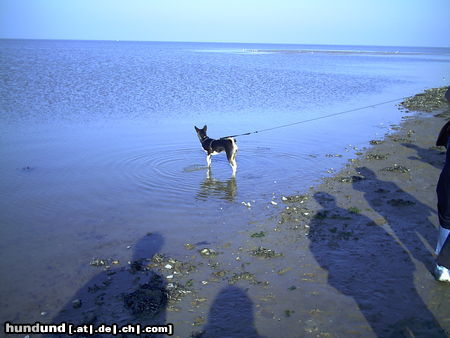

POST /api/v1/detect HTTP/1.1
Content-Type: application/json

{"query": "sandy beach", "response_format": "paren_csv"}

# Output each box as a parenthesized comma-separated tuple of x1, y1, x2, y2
(36, 87, 450, 338)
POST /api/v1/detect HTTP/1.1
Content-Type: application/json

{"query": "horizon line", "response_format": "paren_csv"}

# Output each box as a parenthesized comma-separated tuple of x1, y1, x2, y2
(0, 37, 448, 49)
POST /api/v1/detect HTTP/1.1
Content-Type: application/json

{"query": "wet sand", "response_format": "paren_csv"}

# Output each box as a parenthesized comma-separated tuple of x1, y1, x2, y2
(34, 88, 450, 338)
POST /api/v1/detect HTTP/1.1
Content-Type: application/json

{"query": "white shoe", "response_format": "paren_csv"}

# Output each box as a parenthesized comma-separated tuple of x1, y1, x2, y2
(434, 264, 450, 282)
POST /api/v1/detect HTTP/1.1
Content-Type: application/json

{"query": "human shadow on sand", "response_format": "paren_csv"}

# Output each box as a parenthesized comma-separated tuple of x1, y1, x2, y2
(196, 168, 237, 202)
(353, 166, 437, 267)
(48, 233, 167, 337)
(308, 192, 446, 337)
(193, 286, 264, 338)
(402, 143, 445, 170)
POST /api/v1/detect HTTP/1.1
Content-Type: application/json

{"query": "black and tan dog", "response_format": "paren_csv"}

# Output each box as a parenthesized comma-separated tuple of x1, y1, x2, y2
(195, 125, 238, 175)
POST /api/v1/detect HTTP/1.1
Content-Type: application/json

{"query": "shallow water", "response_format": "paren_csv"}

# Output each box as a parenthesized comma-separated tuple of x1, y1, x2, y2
(0, 40, 449, 332)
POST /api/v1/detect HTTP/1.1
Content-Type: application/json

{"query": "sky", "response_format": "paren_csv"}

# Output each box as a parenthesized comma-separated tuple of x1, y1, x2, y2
(0, 0, 449, 47)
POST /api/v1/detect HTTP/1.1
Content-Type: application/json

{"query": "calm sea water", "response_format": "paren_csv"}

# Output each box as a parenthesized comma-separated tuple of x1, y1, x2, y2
(0, 39, 449, 328)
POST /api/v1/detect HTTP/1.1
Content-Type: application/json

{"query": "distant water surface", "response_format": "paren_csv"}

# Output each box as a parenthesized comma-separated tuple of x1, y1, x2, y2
(0, 39, 449, 325)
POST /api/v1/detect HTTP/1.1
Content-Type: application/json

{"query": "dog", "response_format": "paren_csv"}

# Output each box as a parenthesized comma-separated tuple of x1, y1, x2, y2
(194, 125, 238, 175)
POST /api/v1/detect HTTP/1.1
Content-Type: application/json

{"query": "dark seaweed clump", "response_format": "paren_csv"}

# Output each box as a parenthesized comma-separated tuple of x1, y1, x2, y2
(387, 199, 416, 207)
(365, 153, 389, 160)
(400, 87, 448, 112)
(381, 164, 410, 173)
(249, 246, 283, 258)
(250, 231, 266, 238)
(333, 175, 365, 183)
(123, 273, 167, 316)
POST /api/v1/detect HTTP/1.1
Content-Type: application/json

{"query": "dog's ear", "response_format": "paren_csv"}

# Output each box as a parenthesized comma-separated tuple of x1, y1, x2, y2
(194, 126, 199, 132)
(203, 125, 207, 131)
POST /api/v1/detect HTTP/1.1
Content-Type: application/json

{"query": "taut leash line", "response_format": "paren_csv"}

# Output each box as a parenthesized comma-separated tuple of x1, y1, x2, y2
(221, 96, 407, 139)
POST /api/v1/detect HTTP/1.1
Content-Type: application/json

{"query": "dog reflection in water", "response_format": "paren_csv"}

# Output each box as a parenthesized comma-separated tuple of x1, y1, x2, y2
(197, 168, 237, 202)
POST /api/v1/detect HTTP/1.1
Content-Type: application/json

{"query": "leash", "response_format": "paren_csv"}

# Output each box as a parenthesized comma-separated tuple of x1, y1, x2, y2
(221, 96, 407, 139)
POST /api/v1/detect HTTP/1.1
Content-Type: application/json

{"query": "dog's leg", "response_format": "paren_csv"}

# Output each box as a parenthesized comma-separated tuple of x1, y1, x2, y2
(230, 161, 237, 176)
(229, 153, 237, 176)
(231, 142, 238, 175)
(206, 167, 212, 180)
(232, 142, 238, 162)
(206, 154, 212, 167)
(225, 139, 238, 175)
(230, 153, 237, 175)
